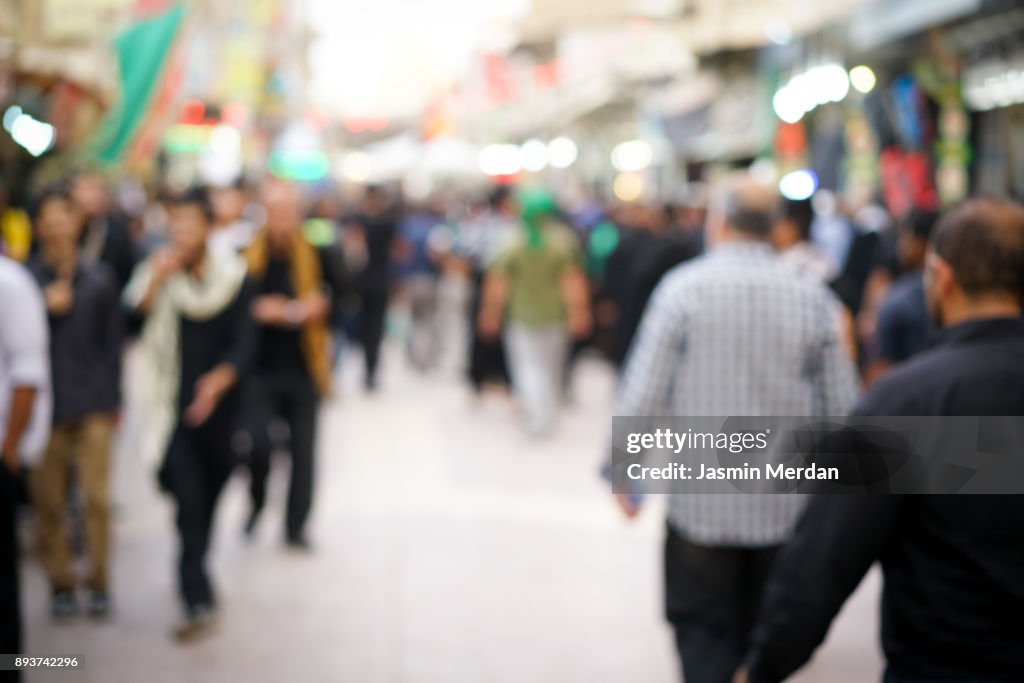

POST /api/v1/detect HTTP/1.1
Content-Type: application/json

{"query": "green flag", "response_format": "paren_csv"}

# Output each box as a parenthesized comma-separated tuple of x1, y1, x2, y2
(86, 2, 185, 164)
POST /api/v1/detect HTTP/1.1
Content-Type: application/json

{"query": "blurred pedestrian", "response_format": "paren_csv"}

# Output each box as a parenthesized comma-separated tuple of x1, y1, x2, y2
(864, 209, 940, 384)
(478, 188, 591, 436)
(774, 198, 858, 360)
(613, 174, 858, 683)
(396, 198, 447, 372)
(459, 186, 518, 393)
(123, 188, 254, 642)
(241, 180, 344, 548)
(610, 203, 702, 368)
(347, 186, 397, 391)
(27, 188, 122, 620)
(70, 171, 139, 290)
(772, 198, 837, 282)
(208, 180, 258, 255)
(738, 197, 1024, 683)
(0, 251, 50, 682)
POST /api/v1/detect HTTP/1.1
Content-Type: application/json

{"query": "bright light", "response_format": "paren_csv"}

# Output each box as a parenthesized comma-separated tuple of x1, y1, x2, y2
(773, 86, 804, 124)
(342, 151, 373, 182)
(613, 172, 644, 202)
(9, 113, 56, 157)
(2, 106, 22, 132)
(611, 140, 653, 172)
(849, 65, 877, 94)
(478, 144, 521, 176)
(779, 169, 818, 200)
(773, 63, 849, 123)
(519, 139, 548, 173)
(547, 137, 577, 169)
(820, 63, 850, 103)
(764, 20, 792, 46)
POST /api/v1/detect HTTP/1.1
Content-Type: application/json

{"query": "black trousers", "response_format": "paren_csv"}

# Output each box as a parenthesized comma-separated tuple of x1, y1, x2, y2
(359, 290, 389, 386)
(0, 465, 22, 682)
(159, 423, 236, 610)
(243, 373, 318, 540)
(664, 524, 781, 683)
(467, 271, 508, 390)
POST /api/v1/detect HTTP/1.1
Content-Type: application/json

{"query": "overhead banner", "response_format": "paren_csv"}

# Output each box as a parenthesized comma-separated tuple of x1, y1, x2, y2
(84, 2, 185, 165)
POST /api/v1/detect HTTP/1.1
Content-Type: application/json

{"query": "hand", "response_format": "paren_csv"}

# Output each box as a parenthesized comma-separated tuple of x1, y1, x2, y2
(567, 308, 592, 340)
(614, 493, 642, 520)
(43, 280, 74, 315)
(184, 366, 237, 427)
(733, 667, 751, 683)
(251, 295, 290, 326)
(299, 292, 330, 324)
(477, 309, 502, 340)
(150, 248, 183, 282)
(1, 439, 19, 474)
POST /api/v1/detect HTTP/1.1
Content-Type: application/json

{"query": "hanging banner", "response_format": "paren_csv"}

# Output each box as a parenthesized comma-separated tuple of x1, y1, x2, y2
(84, 2, 185, 165)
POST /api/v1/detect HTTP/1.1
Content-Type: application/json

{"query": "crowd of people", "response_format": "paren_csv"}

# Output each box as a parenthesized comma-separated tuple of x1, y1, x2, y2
(1, 164, 1022, 682)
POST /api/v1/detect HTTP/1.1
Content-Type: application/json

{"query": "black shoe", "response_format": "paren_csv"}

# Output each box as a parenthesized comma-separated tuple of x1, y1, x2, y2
(51, 589, 78, 619)
(285, 535, 313, 553)
(88, 590, 111, 619)
(173, 604, 219, 643)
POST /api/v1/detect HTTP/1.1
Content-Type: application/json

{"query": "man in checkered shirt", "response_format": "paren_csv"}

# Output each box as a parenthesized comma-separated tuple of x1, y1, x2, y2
(613, 174, 858, 683)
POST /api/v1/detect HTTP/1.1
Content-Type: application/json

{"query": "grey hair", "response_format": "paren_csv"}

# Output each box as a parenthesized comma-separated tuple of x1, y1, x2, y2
(722, 179, 779, 237)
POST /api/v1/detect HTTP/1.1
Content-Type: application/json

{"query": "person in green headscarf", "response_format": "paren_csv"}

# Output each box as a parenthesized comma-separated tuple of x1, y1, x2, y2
(477, 187, 591, 436)
(519, 186, 557, 251)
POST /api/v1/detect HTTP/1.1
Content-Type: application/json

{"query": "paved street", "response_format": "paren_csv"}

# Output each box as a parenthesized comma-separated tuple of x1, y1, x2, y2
(21, 326, 883, 683)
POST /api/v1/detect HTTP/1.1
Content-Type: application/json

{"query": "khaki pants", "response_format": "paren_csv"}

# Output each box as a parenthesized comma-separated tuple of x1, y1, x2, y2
(33, 414, 114, 591)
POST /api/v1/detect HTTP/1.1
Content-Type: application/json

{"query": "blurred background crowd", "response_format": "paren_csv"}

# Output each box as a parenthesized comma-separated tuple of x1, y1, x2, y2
(1, 0, 1024, 681)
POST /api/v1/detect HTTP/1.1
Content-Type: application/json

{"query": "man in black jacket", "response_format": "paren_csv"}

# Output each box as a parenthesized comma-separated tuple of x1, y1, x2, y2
(241, 181, 345, 548)
(27, 188, 122, 619)
(70, 171, 139, 290)
(125, 189, 255, 642)
(348, 185, 397, 391)
(739, 197, 1024, 683)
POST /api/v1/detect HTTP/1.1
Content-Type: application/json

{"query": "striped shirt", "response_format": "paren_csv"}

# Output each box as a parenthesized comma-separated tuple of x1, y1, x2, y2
(614, 241, 858, 546)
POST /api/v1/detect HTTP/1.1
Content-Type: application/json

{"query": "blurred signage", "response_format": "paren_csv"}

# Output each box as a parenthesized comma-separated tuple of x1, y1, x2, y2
(558, 24, 695, 84)
(849, 0, 980, 50)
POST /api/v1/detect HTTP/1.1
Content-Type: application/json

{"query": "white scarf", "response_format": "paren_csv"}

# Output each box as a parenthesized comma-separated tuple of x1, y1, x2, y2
(123, 251, 247, 465)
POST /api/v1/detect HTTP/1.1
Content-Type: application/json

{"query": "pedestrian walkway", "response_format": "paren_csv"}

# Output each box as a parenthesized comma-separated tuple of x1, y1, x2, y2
(21, 344, 883, 682)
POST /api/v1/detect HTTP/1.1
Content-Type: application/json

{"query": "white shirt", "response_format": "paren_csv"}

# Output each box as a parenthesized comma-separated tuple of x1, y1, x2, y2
(0, 255, 51, 464)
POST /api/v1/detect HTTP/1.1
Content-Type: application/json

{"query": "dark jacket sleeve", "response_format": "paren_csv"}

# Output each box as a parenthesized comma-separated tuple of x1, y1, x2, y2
(217, 277, 257, 375)
(745, 495, 901, 683)
(96, 268, 124, 408)
(317, 243, 350, 322)
(102, 214, 141, 291)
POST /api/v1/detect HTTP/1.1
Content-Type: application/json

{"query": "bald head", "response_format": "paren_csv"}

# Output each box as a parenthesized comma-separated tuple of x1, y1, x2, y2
(262, 179, 304, 243)
(714, 173, 779, 241)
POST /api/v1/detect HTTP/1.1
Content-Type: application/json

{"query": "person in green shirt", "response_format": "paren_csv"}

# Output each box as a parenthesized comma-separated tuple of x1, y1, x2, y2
(477, 188, 591, 436)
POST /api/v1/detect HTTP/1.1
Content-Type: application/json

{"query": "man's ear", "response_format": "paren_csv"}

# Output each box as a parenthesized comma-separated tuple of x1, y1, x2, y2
(930, 253, 956, 300)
